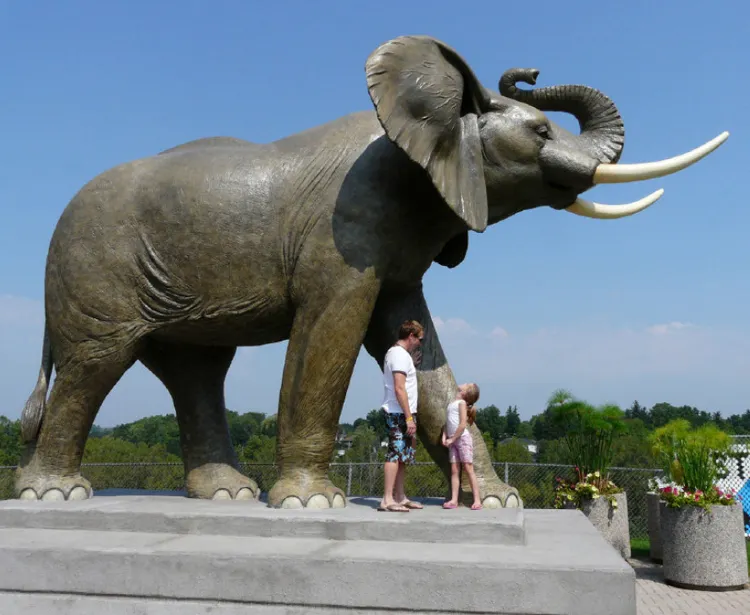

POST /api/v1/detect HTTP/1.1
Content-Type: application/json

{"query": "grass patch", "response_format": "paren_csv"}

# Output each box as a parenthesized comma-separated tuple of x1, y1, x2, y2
(630, 538, 650, 559)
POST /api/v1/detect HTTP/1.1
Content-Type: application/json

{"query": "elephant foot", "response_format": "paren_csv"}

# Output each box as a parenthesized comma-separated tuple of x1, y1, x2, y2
(15, 471, 93, 501)
(268, 471, 346, 509)
(186, 463, 260, 501)
(462, 478, 522, 509)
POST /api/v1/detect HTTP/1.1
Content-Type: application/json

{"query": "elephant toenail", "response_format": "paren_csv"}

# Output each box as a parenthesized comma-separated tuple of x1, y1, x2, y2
(41, 489, 65, 501)
(503, 494, 520, 508)
(68, 487, 90, 501)
(280, 497, 304, 509)
(482, 496, 502, 509)
(305, 494, 331, 509)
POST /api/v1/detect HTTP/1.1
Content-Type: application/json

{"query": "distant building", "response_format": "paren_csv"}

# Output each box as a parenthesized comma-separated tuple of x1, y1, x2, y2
(334, 431, 355, 457)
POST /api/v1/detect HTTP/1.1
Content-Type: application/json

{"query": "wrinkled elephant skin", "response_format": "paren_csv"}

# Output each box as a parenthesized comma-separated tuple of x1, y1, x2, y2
(16, 36, 727, 508)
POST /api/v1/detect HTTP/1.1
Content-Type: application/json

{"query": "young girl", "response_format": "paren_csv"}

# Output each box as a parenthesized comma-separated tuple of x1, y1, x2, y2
(441, 383, 482, 510)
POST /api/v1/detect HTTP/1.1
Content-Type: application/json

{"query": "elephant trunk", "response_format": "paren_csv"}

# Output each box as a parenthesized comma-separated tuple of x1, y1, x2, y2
(499, 68, 625, 164)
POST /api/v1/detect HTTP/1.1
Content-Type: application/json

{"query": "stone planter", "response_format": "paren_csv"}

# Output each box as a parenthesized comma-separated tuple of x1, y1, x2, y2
(646, 492, 663, 563)
(582, 492, 631, 559)
(660, 501, 749, 591)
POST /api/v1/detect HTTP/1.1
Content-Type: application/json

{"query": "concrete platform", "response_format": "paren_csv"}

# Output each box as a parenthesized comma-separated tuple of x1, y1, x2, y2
(0, 493, 636, 614)
(0, 490, 525, 545)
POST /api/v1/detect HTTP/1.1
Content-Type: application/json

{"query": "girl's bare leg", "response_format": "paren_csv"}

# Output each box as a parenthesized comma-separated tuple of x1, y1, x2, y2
(449, 462, 460, 504)
(463, 463, 482, 507)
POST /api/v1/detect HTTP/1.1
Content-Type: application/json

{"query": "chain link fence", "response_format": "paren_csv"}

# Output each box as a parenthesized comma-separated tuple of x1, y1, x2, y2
(723, 435, 750, 536)
(0, 461, 663, 539)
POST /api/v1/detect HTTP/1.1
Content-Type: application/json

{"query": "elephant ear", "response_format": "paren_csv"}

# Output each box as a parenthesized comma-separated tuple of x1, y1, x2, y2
(434, 232, 468, 268)
(366, 36, 489, 232)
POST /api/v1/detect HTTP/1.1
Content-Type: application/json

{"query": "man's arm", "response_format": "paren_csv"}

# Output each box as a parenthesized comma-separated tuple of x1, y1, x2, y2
(393, 371, 417, 436)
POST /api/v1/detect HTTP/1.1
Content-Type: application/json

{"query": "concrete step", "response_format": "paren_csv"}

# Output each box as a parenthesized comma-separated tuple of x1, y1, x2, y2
(0, 492, 526, 545)
(0, 498, 636, 614)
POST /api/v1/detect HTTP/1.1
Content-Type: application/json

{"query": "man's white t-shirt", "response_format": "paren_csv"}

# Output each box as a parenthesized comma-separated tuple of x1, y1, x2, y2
(381, 345, 418, 415)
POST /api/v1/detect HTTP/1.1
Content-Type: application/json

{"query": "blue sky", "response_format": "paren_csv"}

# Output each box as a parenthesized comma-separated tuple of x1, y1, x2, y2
(0, 1, 747, 426)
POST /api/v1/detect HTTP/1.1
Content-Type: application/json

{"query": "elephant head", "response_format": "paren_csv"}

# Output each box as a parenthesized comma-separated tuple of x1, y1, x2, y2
(365, 36, 728, 233)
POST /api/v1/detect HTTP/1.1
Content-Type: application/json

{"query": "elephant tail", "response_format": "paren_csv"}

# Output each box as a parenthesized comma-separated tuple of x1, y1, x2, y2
(20, 323, 53, 443)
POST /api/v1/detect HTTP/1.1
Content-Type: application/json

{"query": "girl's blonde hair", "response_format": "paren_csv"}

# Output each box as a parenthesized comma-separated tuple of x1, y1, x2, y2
(464, 383, 480, 425)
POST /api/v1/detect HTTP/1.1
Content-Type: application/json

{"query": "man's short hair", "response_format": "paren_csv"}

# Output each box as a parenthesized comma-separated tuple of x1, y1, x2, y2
(397, 320, 424, 340)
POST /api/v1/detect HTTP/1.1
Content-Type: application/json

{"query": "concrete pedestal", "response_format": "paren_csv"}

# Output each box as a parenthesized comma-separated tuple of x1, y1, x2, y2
(0, 490, 636, 614)
(582, 491, 631, 559)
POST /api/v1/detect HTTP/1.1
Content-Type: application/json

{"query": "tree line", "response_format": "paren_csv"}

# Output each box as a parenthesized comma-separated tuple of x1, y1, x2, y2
(1, 399, 748, 469)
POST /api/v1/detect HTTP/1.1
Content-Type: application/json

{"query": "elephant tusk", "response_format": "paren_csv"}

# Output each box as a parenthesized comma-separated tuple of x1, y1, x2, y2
(593, 132, 729, 184)
(565, 188, 664, 219)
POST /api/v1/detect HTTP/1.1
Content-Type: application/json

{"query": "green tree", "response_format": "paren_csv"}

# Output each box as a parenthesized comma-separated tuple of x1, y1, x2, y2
(260, 415, 277, 437)
(89, 425, 113, 438)
(611, 418, 656, 468)
(494, 438, 533, 463)
(343, 424, 381, 463)
(111, 415, 181, 456)
(537, 438, 569, 464)
(530, 405, 568, 442)
(516, 421, 534, 439)
(481, 431, 495, 457)
(81, 436, 183, 491)
(625, 400, 650, 427)
(241, 435, 276, 463)
(83, 437, 179, 463)
(226, 410, 265, 449)
(475, 405, 506, 445)
(0, 416, 21, 466)
(364, 409, 388, 441)
(505, 406, 521, 436)
(727, 409, 750, 434)
(337, 422, 355, 436)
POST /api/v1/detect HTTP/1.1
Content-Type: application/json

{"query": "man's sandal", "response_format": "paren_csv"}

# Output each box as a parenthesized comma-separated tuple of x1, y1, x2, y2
(377, 503, 410, 512)
(400, 500, 423, 510)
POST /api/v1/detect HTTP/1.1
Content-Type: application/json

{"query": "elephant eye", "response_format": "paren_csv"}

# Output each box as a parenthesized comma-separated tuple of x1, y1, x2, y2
(535, 124, 550, 140)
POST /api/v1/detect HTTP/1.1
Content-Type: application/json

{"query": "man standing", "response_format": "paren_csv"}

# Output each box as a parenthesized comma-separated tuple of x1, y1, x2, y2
(378, 320, 424, 512)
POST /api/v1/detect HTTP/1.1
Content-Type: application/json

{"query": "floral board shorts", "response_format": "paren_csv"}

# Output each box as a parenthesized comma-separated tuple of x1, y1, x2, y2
(448, 432, 474, 464)
(384, 410, 416, 464)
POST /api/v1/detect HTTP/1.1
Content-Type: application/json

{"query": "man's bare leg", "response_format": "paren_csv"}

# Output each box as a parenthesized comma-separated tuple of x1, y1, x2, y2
(381, 461, 408, 511)
(394, 443, 423, 510)
(393, 463, 406, 501)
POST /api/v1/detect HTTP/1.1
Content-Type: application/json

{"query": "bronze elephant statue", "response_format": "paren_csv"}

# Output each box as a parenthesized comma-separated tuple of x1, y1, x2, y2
(16, 35, 728, 507)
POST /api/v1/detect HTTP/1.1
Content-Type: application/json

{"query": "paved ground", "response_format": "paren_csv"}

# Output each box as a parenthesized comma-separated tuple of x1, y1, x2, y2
(631, 558, 749, 614)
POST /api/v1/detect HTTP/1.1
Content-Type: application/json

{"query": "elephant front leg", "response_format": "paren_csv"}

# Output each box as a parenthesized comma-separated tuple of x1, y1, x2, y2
(268, 273, 380, 509)
(364, 287, 521, 509)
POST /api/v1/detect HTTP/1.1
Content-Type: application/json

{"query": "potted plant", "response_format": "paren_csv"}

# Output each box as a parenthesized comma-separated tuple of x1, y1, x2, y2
(549, 390, 631, 559)
(651, 420, 749, 590)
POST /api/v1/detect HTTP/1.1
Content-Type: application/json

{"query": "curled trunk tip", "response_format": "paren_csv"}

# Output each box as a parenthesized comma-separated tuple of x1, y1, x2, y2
(499, 68, 625, 164)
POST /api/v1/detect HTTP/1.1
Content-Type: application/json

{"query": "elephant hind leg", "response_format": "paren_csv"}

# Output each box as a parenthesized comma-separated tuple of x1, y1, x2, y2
(15, 340, 140, 501)
(138, 339, 258, 500)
